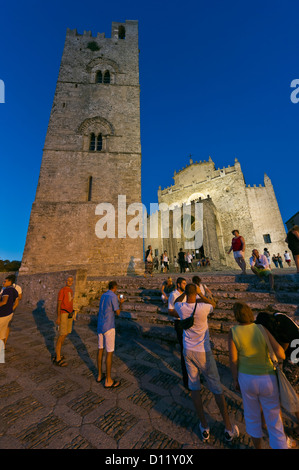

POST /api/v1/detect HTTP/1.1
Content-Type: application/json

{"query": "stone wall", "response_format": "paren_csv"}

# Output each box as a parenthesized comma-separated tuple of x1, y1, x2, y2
(17, 269, 88, 320)
(245, 175, 288, 258)
(20, 20, 144, 278)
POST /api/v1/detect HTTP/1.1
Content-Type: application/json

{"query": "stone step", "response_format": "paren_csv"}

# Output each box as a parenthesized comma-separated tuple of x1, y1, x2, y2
(82, 297, 298, 318)
(116, 290, 299, 303)
(79, 303, 299, 331)
(88, 273, 299, 284)
(88, 274, 245, 282)
(80, 273, 299, 352)
(85, 290, 299, 308)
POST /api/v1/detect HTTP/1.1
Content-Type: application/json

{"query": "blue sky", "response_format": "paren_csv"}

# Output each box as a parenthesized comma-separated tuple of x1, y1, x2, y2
(1, 0, 299, 260)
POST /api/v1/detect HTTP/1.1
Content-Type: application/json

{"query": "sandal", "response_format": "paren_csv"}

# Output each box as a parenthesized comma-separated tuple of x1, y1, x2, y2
(53, 358, 68, 367)
(104, 379, 121, 389)
(52, 355, 65, 362)
(96, 374, 106, 383)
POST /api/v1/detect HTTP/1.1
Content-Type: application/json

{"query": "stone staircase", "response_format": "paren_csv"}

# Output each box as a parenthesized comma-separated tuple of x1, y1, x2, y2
(78, 273, 299, 366)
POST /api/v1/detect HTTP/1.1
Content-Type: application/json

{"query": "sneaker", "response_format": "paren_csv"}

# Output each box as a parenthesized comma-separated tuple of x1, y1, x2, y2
(199, 422, 210, 441)
(224, 424, 240, 442)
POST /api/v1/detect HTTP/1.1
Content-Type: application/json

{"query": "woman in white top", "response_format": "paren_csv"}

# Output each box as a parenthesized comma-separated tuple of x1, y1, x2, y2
(162, 251, 169, 272)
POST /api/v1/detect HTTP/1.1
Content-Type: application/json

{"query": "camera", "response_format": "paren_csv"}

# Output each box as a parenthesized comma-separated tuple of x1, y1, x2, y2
(119, 294, 124, 299)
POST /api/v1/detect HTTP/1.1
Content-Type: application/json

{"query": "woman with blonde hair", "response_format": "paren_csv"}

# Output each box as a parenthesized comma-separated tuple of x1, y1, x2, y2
(228, 301, 288, 449)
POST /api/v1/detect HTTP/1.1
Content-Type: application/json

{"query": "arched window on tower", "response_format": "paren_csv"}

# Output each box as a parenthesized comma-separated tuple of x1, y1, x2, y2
(89, 133, 96, 151)
(96, 71, 103, 83)
(103, 70, 110, 84)
(89, 133, 104, 152)
(97, 133, 103, 151)
(88, 176, 93, 201)
(118, 25, 126, 39)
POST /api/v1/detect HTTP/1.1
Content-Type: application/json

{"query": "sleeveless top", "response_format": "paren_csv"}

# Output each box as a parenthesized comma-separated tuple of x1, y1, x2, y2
(231, 323, 275, 375)
(232, 236, 243, 252)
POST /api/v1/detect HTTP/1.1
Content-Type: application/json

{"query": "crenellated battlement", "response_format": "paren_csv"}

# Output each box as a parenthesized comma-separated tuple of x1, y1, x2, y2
(66, 20, 138, 41)
(160, 157, 241, 193)
(246, 173, 272, 189)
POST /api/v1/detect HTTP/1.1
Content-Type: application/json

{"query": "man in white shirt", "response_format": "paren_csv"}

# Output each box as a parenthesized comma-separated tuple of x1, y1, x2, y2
(249, 249, 274, 291)
(169, 283, 239, 443)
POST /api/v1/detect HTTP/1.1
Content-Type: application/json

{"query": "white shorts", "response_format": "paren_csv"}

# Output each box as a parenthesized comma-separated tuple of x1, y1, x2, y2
(233, 250, 244, 259)
(98, 328, 115, 352)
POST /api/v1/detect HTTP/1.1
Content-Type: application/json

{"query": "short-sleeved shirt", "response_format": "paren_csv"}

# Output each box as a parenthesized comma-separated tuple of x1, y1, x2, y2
(0, 286, 18, 317)
(168, 289, 184, 310)
(249, 254, 270, 270)
(174, 301, 213, 352)
(97, 290, 119, 334)
(58, 286, 73, 314)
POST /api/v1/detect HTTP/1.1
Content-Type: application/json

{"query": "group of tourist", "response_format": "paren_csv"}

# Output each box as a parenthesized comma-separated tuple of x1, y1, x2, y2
(271, 252, 292, 268)
(51, 276, 124, 389)
(264, 248, 292, 269)
(144, 245, 211, 276)
(49, 272, 298, 449)
(227, 225, 299, 291)
(167, 276, 299, 449)
(1, 224, 298, 448)
(146, 224, 299, 289)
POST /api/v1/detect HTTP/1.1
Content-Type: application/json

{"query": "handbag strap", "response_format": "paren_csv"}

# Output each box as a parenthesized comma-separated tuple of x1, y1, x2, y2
(256, 324, 278, 366)
(190, 300, 198, 318)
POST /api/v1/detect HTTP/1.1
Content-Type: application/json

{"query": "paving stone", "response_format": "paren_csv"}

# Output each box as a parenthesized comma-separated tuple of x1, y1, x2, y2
(16, 413, 68, 449)
(94, 406, 138, 441)
(67, 390, 105, 417)
(132, 429, 182, 449)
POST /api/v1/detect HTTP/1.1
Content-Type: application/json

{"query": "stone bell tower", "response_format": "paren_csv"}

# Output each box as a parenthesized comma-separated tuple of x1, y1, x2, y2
(20, 21, 144, 276)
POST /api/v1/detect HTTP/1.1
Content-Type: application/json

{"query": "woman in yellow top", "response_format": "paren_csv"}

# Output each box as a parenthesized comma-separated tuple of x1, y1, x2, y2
(228, 302, 288, 449)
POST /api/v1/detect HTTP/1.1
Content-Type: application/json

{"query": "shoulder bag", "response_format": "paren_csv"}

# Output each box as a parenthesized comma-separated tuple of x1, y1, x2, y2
(176, 301, 198, 335)
(257, 324, 299, 414)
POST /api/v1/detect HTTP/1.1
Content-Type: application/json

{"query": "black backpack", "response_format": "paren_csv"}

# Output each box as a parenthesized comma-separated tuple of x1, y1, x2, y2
(255, 311, 299, 359)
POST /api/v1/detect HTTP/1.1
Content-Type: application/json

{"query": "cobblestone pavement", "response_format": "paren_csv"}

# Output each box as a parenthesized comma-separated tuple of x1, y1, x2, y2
(0, 305, 297, 451)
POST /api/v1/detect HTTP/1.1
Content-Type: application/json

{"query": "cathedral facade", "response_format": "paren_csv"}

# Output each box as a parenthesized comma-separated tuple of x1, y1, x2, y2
(145, 157, 287, 269)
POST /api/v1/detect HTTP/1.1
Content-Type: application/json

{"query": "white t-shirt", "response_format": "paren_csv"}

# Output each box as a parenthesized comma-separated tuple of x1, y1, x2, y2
(168, 289, 184, 310)
(198, 283, 207, 296)
(284, 252, 291, 261)
(175, 301, 213, 352)
(168, 289, 202, 310)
